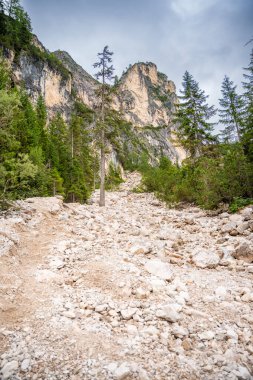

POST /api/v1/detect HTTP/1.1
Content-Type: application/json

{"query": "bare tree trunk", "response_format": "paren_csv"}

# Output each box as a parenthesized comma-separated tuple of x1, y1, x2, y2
(99, 127, 105, 207)
(99, 70, 106, 207)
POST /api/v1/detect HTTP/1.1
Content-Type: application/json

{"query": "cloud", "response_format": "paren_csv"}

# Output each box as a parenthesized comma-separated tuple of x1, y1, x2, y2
(170, 0, 219, 17)
(21, 0, 253, 131)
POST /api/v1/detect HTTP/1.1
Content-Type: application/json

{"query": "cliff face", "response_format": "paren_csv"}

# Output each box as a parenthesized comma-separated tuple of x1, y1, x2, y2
(115, 62, 177, 127)
(7, 40, 185, 163)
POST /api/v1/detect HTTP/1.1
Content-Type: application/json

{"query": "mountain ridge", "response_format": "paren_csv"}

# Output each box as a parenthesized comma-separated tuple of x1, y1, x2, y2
(4, 35, 185, 163)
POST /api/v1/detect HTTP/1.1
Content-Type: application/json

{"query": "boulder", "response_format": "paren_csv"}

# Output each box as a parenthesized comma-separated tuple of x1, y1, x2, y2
(192, 250, 220, 268)
(144, 259, 173, 281)
(156, 303, 181, 322)
(1, 361, 19, 380)
(232, 242, 253, 263)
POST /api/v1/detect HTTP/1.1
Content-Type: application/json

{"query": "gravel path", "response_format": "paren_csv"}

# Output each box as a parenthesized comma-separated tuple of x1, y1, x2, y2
(0, 173, 253, 380)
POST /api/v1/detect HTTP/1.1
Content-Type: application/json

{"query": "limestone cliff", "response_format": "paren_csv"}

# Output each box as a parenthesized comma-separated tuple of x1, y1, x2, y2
(5, 39, 185, 163)
(114, 62, 185, 162)
(115, 62, 177, 127)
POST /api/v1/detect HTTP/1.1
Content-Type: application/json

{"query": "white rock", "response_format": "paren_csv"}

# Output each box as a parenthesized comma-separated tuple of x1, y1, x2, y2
(130, 245, 152, 255)
(149, 277, 166, 292)
(222, 222, 237, 233)
(2, 360, 19, 379)
(172, 324, 189, 337)
(95, 304, 108, 313)
(144, 259, 173, 281)
(215, 286, 227, 299)
(120, 308, 137, 320)
(62, 310, 76, 319)
(138, 368, 150, 380)
(135, 287, 148, 299)
(0, 236, 15, 257)
(140, 326, 159, 337)
(113, 363, 131, 380)
(198, 330, 215, 340)
(21, 358, 30, 371)
(192, 250, 220, 269)
(226, 328, 238, 342)
(234, 365, 252, 380)
(237, 222, 250, 234)
(156, 303, 181, 322)
(158, 228, 179, 241)
(126, 325, 138, 335)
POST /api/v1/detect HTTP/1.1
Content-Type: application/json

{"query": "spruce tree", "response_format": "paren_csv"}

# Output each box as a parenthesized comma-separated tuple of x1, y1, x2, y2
(219, 75, 244, 142)
(93, 46, 114, 207)
(242, 49, 253, 162)
(174, 71, 216, 158)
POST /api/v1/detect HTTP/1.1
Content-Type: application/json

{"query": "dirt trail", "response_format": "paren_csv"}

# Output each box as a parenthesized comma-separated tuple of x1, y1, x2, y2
(0, 173, 253, 380)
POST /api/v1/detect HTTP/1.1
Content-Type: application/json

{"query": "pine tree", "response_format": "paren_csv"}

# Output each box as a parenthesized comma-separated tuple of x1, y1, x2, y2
(0, 0, 5, 13)
(93, 46, 115, 206)
(218, 75, 244, 142)
(174, 71, 216, 158)
(242, 49, 253, 162)
(3, 0, 32, 52)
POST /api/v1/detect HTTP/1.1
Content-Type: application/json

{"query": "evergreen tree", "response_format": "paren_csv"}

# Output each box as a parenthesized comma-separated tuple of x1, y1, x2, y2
(0, 1, 5, 13)
(93, 45, 115, 206)
(219, 75, 244, 142)
(242, 49, 253, 162)
(1, 0, 32, 52)
(174, 71, 216, 158)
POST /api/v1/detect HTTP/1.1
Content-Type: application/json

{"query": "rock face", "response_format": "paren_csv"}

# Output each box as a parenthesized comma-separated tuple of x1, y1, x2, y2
(115, 62, 177, 127)
(6, 42, 98, 120)
(5, 37, 186, 163)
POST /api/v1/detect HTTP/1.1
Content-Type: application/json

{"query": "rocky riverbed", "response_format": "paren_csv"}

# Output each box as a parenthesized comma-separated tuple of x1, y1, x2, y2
(0, 173, 253, 380)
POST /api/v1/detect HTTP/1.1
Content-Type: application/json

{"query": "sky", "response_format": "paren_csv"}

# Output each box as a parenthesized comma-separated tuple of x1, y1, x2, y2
(22, 0, 252, 123)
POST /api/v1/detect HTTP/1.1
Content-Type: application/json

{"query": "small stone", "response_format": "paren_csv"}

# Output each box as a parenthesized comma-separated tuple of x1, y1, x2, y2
(126, 325, 138, 335)
(135, 287, 148, 299)
(2, 360, 19, 379)
(113, 363, 131, 380)
(182, 338, 192, 351)
(130, 245, 152, 255)
(120, 308, 137, 320)
(172, 324, 189, 337)
(21, 358, 30, 371)
(198, 330, 215, 340)
(215, 286, 227, 299)
(226, 328, 238, 342)
(95, 304, 108, 313)
(62, 310, 76, 319)
(232, 242, 253, 263)
(234, 365, 252, 380)
(145, 259, 173, 281)
(156, 303, 181, 322)
(149, 278, 166, 292)
(237, 222, 250, 234)
(138, 368, 150, 380)
(222, 222, 237, 234)
(192, 249, 220, 268)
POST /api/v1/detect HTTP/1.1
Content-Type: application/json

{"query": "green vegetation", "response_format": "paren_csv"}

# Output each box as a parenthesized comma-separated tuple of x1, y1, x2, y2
(174, 70, 217, 157)
(0, 0, 70, 80)
(140, 60, 253, 210)
(1, 1, 252, 212)
(105, 163, 123, 190)
(141, 145, 252, 210)
(0, 55, 97, 208)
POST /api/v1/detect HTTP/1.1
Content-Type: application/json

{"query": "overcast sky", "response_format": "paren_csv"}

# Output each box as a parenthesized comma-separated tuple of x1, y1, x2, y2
(22, 0, 252, 121)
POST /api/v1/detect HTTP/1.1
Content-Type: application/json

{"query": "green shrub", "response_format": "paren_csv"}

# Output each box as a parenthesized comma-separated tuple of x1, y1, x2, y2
(229, 198, 253, 213)
(105, 163, 124, 190)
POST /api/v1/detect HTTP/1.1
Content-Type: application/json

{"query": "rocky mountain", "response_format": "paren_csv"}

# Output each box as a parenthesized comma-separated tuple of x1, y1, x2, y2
(6, 36, 185, 163)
